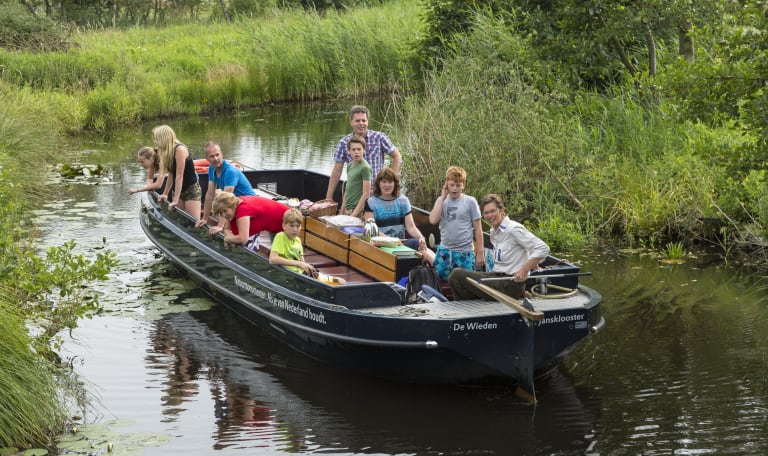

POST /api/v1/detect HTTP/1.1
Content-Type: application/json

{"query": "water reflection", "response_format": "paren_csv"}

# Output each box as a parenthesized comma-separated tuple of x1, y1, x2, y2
(148, 306, 597, 454)
(563, 251, 768, 454)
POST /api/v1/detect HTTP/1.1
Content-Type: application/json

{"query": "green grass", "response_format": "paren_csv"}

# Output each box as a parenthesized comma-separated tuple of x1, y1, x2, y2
(0, 0, 421, 131)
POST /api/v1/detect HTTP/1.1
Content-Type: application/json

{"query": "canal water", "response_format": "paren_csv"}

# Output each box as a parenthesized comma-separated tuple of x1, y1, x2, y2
(43, 101, 768, 455)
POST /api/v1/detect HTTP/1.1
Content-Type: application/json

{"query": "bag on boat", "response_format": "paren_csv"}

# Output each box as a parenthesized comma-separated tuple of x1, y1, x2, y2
(405, 264, 442, 304)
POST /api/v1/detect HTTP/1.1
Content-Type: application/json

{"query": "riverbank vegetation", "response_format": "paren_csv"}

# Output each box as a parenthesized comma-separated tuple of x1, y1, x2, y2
(0, 91, 117, 448)
(398, 1, 768, 262)
(0, 0, 420, 132)
(1, 0, 768, 447)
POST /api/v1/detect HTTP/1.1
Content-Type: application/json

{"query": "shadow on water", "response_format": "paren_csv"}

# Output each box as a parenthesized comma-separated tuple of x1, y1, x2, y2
(150, 304, 598, 455)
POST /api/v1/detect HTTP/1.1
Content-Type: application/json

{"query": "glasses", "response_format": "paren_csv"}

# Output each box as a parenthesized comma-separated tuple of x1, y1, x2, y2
(482, 208, 500, 216)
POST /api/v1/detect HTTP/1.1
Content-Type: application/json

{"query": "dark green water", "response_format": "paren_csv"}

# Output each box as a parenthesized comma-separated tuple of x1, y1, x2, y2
(46, 101, 768, 455)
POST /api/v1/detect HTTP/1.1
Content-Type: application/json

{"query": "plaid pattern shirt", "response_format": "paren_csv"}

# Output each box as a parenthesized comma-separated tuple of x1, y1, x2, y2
(333, 129, 397, 183)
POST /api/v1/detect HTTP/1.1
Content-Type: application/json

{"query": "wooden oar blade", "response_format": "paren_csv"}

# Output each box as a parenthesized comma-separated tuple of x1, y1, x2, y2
(466, 278, 544, 321)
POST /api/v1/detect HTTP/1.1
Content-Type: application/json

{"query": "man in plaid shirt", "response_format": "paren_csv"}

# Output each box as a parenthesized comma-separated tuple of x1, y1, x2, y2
(325, 105, 402, 201)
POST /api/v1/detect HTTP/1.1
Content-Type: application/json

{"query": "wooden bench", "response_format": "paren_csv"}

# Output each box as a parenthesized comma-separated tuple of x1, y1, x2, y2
(348, 238, 423, 283)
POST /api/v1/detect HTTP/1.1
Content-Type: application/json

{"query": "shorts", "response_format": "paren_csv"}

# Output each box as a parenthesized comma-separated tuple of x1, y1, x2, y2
(245, 234, 259, 252)
(433, 245, 475, 281)
(180, 181, 202, 202)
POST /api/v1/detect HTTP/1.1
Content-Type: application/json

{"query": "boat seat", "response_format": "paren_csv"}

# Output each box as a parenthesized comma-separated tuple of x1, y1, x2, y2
(255, 233, 339, 268)
(316, 265, 375, 284)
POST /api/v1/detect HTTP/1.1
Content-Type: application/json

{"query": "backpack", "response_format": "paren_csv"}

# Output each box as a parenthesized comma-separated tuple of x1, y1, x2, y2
(405, 264, 442, 304)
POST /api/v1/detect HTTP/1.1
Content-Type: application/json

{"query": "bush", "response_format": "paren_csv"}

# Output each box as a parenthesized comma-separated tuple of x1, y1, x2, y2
(0, 2, 70, 52)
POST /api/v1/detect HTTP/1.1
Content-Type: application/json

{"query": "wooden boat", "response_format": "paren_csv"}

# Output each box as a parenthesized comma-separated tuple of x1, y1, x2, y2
(139, 169, 603, 400)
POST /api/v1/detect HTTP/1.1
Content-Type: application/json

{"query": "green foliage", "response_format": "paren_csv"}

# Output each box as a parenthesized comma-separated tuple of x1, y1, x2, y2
(662, 241, 685, 260)
(397, 25, 550, 212)
(0, 2, 70, 51)
(0, 300, 63, 448)
(0, 0, 420, 131)
(0, 88, 117, 448)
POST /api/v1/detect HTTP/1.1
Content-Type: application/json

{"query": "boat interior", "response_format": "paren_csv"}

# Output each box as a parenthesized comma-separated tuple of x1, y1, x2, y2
(189, 167, 581, 299)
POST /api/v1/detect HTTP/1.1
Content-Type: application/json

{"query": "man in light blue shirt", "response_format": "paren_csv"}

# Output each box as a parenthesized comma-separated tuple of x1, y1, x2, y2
(195, 141, 256, 229)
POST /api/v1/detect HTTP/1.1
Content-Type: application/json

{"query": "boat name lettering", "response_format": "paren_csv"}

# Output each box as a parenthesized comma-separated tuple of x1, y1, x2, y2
(234, 276, 327, 325)
(453, 321, 498, 331)
(536, 313, 584, 326)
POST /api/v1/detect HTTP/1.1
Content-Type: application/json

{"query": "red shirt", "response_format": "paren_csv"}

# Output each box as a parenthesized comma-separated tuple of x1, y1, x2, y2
(230, 196, 289, 236)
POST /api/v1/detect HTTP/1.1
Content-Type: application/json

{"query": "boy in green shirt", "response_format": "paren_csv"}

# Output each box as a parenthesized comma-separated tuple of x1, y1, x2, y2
(340, 135, 372, 218)
(269, 208, 317, 277)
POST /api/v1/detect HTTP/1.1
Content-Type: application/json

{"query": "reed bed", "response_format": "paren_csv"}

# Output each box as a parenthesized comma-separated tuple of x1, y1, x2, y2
(0, 0, 420, 131)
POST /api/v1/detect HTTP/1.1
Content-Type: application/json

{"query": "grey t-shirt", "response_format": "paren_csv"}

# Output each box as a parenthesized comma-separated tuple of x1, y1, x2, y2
(436, 194, 481, 252)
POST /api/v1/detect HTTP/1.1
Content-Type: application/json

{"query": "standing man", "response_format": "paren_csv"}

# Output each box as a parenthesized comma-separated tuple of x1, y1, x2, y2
(325, 105, 402, 201)
(195, 141, 256, 229)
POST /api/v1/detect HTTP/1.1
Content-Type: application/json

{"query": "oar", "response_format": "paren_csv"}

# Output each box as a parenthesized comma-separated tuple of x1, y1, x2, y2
(479, 271, 592, 283)
(466, 278, 544, 321)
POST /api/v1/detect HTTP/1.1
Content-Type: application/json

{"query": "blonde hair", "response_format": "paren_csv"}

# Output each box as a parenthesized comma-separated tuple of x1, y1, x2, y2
(211, 190, 239, 217)
(283, 208, 304, 225)
(152, 125, 179, 174)
(445, 165, 467, 185)
(137, 146, 159, 169)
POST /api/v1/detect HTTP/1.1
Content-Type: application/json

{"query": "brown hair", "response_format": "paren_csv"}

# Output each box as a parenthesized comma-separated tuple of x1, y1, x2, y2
(373, 167, 400, 197)
(349, 105, 369, 120)
(283, 207, 304, 225)
(137, 146, 159, 169)
(348, 134, 367, 150)
(445, 165, 467, 185)
(480, 193, 505, 213)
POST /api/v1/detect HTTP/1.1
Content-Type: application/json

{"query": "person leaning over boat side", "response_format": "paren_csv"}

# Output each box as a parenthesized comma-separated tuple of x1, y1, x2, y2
(195, 141, 256, 230)
(153, 125, 202, 221)
(364, 167, 435, 265)
(269, 208, 317, 277)
(128, 146, 165, 195)
(325, 105, 402, 201)
(339, 135, 371, 218)
(428, 166, 485, 280)
(448, 194, 550, 301)
(210, 190, 289, 251)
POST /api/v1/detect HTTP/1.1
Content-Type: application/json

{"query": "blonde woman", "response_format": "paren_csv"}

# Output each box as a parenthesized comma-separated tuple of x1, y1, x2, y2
(210, 190, 288, 251)
(153, 125, 202, 220)
(128, 146, 165, 195)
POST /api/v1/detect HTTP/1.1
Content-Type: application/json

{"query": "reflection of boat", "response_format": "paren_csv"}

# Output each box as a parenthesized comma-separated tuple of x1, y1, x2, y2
(139, 169, 603, 398)
(156, 309, 598, 454)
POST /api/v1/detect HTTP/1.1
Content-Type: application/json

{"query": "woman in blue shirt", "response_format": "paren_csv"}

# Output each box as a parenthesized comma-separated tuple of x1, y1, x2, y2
(364, 167, 435, 265)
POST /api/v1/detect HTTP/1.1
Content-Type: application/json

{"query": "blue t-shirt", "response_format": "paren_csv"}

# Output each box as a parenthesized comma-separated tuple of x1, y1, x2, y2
(209, 161, 256, 196)
(364, 195, 412, 238)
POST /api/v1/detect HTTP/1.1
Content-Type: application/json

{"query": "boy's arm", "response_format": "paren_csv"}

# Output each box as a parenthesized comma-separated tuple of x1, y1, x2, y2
(473, 218, 485, 269)
(429, 183, 449, 224)
(352, 179, 371, 218)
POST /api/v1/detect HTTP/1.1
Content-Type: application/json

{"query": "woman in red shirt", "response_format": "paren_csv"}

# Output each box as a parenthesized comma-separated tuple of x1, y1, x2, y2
(210, 191, 289, 251)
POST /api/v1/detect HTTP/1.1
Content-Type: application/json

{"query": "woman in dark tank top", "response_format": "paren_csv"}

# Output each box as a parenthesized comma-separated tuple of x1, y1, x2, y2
(153, 125, 202, 221)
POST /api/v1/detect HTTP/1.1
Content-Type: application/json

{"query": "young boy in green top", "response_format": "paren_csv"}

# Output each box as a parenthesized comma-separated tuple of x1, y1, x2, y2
(269, 208, 317, 277)
(340, 135, 372, 218)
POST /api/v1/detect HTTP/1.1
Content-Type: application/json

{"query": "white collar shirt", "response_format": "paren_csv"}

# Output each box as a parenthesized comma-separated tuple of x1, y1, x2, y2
(489, 216, 550, 275)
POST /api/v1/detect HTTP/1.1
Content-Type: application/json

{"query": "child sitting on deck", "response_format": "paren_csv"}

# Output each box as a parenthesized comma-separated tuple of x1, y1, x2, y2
(269, 208, 318, 277)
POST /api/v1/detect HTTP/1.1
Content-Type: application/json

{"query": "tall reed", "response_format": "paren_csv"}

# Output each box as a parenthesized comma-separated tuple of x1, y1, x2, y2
(0, 0, 421, 132)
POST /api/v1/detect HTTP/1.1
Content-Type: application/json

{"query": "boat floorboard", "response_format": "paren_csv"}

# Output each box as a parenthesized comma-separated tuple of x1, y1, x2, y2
(360, 292, 593, 318)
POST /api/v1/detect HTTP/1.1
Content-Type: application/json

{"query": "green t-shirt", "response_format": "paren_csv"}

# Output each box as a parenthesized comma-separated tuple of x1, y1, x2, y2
(344, 159, 372, 211)
(271, 232, 304, 273)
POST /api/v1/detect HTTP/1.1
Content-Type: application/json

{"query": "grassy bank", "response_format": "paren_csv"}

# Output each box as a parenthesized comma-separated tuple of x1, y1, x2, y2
(0, 0, 421, 132)
(0, 90, 117, 448)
